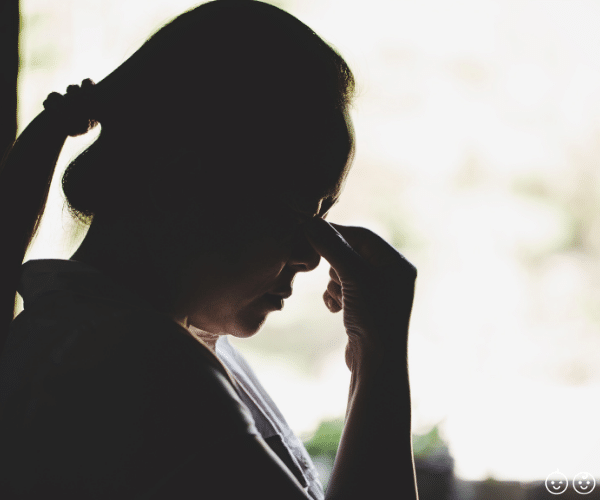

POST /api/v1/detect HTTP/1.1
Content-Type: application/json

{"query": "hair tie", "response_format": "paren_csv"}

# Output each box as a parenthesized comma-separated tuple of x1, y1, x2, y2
(43, 78, 99, 137)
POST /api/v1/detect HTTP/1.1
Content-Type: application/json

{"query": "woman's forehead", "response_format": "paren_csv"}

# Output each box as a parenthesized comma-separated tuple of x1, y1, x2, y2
(275, 111, 353, 217)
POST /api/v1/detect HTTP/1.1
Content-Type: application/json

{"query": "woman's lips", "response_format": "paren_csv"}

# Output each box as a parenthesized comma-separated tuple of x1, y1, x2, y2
(268, 286, 292, 299)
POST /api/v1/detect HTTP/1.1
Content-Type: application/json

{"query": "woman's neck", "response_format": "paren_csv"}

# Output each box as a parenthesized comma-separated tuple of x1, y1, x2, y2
(69, 216, 176, 317)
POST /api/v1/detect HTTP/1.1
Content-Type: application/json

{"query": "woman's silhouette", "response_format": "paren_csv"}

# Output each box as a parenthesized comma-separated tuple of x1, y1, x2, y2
(0, 1, 419, 498)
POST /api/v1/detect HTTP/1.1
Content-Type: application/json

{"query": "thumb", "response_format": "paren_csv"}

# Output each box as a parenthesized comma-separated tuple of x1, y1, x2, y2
(302, 217, 369, 281)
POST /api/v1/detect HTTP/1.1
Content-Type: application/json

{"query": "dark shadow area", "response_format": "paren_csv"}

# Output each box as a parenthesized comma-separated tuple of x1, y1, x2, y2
(0, 0, 19, 162)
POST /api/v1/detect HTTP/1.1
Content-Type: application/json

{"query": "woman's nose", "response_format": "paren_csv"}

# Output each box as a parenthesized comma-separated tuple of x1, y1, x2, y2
(287, 231, 321, 272)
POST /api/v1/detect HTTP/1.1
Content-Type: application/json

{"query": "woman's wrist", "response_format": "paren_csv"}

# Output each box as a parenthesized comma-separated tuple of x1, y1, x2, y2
(348, 348, 409, 401)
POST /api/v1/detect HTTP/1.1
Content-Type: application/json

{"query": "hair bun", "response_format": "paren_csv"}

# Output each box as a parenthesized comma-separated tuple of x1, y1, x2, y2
(43, 78, 99, 137)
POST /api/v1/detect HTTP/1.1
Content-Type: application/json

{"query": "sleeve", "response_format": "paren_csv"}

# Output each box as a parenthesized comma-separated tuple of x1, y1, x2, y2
(0, 309, 313, 500)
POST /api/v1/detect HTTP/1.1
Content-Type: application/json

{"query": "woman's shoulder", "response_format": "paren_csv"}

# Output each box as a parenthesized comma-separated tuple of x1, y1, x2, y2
(4, 290, 257, 435)
(12, 285, 220, 369)
(0, 291, 261, 498)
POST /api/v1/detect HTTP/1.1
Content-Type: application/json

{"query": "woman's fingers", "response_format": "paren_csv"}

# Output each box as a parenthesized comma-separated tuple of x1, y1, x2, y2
(326, 279, 343, 309)
(302, 217, 370, 281)
(323, 290, 342, 312)
(304, 217, 415, 281)
(329, 265, 341, 285)
(323, 268, 343, 312)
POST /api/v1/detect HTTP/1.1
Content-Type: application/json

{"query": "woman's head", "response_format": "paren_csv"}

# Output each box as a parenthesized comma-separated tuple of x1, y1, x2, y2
(63, 0, 355, 226)
(0, 0, 356, 351)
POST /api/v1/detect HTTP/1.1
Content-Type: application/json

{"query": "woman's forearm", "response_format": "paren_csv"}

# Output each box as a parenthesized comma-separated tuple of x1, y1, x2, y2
(325, 353, 419, 500)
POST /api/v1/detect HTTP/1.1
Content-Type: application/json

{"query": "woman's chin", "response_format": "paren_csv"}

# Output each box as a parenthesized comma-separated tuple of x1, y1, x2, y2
(228, 312, 270, 339)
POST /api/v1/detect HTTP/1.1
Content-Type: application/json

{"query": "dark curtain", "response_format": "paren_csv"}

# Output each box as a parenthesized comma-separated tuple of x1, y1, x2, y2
(0, 0, 19, 163)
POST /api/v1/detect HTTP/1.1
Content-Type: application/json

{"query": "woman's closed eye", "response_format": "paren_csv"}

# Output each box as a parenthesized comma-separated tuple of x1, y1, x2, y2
(252, 194, 336, 242)
(247, 205, 301, 242)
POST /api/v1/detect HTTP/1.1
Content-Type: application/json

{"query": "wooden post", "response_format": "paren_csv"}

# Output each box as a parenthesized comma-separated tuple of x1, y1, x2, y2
(0, 0, 19, 164)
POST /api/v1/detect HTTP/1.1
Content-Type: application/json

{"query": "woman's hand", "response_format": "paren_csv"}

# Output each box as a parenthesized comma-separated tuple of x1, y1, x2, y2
(302, 217, 417, 372)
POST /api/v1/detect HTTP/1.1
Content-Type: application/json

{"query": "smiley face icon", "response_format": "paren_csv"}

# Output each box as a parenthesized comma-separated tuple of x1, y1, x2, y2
(573, 472, 595, 495)
(546, 469, 568, 495)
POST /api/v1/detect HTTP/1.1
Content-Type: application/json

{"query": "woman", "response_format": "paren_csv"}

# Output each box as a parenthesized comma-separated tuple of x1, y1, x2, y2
(0, 1, 419, 498)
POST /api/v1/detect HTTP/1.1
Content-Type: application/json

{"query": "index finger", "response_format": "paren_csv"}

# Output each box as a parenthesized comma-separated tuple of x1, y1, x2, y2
(302, 216, 369, 281)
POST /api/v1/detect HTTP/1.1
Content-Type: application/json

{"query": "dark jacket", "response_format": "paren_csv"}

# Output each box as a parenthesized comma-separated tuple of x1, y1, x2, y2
(0, 259, 317, 499)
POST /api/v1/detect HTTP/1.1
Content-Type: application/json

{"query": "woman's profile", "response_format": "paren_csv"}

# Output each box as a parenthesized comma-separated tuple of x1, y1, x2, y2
(0, 1, 419, 498)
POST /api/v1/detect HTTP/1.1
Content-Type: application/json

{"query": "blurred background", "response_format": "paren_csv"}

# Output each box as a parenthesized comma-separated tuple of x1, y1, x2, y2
(7, 0, 600, 497)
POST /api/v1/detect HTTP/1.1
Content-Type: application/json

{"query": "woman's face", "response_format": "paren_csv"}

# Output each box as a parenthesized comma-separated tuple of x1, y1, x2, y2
(170, 110, 354, 340)
(174, 193, 338, 339)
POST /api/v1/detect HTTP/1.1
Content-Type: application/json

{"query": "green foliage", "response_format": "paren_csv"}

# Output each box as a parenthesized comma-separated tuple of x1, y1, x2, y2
(303, 419, 450, 461)
(302, 419, 453, 491)
(303, 418, 450, 465)
(411, 424, 449, 458)
(302, 417, 344, 459)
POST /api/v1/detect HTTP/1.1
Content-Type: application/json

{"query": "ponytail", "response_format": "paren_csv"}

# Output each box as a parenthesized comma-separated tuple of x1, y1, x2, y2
(0, 79, 98, 358)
